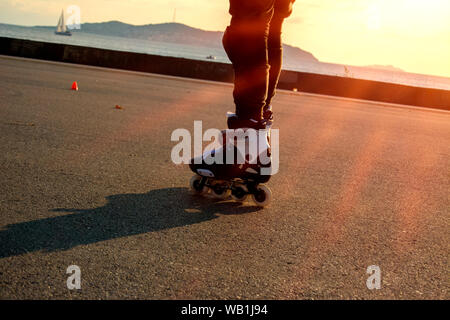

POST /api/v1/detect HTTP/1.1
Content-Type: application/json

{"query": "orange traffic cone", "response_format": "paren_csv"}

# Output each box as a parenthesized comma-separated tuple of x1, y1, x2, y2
(71, 81, 78, 91)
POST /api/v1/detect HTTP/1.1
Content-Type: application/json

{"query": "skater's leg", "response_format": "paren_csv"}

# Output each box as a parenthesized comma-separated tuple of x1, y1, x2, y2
(223, 0, 275, 122)
(266, 0, 295, 108)
(266, 15, 284, 108)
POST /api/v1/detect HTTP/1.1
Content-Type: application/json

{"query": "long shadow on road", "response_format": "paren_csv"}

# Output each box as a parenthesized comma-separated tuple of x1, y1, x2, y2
(0, 188, 261, 258)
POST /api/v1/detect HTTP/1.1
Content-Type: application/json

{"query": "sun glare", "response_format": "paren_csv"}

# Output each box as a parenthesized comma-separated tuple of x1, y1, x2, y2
(366, 0, 450, 35)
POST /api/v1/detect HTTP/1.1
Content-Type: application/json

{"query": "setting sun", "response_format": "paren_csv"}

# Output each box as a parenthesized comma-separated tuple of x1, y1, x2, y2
(366, 4, 381, 31)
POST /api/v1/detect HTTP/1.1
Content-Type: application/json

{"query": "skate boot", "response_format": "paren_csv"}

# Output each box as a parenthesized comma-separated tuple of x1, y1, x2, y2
(189, 112, 274, 207)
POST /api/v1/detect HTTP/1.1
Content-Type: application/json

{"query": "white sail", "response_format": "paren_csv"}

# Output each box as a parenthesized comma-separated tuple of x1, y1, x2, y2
(61, 10, 66, 32)
(56, 10, 66, 33)
(56, 14, 62, 32)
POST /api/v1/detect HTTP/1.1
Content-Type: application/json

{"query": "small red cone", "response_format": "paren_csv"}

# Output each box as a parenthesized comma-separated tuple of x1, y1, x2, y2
(71, 81, 78, 91)
(115, 105, 123, 110)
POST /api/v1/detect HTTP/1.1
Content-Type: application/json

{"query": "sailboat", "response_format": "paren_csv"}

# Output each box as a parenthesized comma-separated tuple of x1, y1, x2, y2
(55, 10, 71, 36)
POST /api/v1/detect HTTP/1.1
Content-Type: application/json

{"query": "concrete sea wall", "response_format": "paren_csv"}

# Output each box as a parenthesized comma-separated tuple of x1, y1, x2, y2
(1, 37, 449, 111)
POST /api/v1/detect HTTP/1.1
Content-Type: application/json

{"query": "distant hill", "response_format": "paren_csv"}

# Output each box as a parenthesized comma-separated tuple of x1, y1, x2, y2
(368, 65, 405, 73)
(34, 20, 320, 63)
(79, 21, 223, 47)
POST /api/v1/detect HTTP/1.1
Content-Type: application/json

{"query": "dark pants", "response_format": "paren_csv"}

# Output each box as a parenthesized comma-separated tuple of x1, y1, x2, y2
(223, 0, 294, 121)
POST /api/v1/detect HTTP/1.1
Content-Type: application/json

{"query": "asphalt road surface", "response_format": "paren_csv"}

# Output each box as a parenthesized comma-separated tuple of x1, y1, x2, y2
(0, 56, 449, 299)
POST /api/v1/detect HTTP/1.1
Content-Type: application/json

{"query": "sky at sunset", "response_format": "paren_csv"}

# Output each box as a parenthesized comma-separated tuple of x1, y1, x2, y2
(1, 0, 449, 78)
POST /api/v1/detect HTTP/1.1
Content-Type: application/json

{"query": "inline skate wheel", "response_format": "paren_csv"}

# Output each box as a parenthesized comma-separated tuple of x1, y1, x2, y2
(231, 184, 248, 202)
(190, 175, 208, 195)
(252, 184, 272, 207)
(210, 181, 231, 199)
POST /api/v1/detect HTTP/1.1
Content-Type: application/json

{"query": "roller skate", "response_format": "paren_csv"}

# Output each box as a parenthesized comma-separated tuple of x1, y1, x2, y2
(189, 107, 274, 207)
